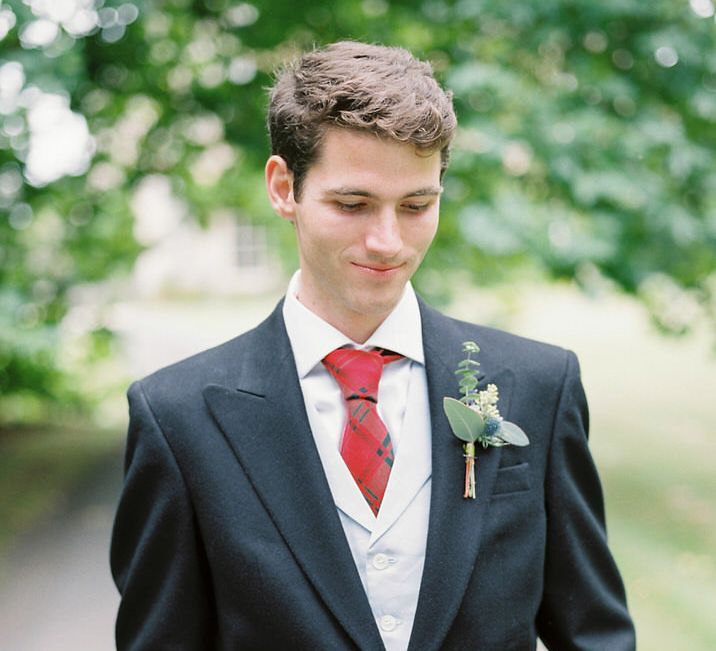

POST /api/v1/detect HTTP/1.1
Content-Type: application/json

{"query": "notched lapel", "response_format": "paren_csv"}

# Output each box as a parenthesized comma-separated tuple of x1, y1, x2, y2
(409, 305, 513, 651)
(202, 325, 384, 651)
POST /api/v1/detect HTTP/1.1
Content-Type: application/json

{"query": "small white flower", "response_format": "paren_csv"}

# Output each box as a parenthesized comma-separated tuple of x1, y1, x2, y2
(468, 384, 503, 421)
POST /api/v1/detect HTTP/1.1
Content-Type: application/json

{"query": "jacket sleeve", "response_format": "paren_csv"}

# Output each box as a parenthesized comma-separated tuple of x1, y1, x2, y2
(110, 381, 216, 651)
(536, 351, 636, 651)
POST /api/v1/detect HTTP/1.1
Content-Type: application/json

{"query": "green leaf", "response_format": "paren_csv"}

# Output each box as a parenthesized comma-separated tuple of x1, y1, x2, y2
(459, 376, 478, 391)
(462, 341, 480, 353)
(457, 358, 480, 368)
(443, 397, 484, 442)
(497, 421, 530, 446)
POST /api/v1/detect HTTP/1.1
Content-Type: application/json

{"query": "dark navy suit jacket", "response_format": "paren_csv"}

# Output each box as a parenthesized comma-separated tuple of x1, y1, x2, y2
(110, 299, 635, 650)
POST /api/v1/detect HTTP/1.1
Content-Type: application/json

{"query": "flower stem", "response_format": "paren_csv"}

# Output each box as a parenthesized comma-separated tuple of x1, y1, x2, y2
(463, 442, 476, 499)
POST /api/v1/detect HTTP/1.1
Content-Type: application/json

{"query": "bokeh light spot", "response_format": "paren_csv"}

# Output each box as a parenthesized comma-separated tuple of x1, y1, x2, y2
(583, 31, 607, 54)
(655, 46, 679, 68)
(225, 3, 259, 27)
(689, 0, 715, 18)
(502, 141, 533, 176)
(20, 19, 59, 48)
(612, 48, 634, 70)
(613, 96, 636, 117)
(24, 92, 95, 186)
(101, 23, 126, 43)
(0, 6, 17, 41)
(9, 203, 33, 230)
(117, 3, 140, 25)
(228, 57, 257, 85)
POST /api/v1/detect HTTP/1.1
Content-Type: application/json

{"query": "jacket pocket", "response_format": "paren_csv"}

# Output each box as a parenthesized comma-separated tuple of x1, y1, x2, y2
(492, 462, 531, 496)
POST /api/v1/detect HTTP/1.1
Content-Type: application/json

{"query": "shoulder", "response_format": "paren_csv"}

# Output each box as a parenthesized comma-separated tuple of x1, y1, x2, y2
(420, 301, 576, 380)
(132, 300, 285, 409)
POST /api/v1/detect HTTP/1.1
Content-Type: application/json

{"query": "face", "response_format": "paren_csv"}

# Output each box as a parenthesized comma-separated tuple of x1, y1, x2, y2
(266, 128, 442, 342)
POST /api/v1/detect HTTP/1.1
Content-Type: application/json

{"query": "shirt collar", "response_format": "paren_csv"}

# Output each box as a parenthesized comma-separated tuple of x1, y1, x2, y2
(282, 270, 425, 378)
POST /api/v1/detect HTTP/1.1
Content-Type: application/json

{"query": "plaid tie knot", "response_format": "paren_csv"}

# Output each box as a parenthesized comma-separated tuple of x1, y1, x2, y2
(323, 348, 384, 402)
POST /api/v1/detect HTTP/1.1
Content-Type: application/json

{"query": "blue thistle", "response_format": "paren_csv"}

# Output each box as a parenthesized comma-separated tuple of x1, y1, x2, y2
(484, 417, 501, 438)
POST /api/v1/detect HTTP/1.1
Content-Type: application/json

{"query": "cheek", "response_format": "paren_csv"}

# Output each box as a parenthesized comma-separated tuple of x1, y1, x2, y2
(318, 221, 362, 251)
(408, 215, 439, 251)
(300, 224, 355, 265)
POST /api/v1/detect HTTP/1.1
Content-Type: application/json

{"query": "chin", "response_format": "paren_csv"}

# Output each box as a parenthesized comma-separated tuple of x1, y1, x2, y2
(348, 293, 401, 318)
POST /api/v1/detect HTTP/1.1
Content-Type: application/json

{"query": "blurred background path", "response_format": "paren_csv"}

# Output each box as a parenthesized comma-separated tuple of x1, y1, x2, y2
(0, 295, 277, 651)
(0, 449, 122, 651)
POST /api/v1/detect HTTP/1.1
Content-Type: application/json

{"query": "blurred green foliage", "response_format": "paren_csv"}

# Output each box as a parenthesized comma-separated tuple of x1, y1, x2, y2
(1, 0, 715, 418)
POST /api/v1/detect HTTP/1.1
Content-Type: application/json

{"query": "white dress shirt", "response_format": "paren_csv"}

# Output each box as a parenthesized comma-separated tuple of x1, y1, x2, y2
(282, 270, 432, 651)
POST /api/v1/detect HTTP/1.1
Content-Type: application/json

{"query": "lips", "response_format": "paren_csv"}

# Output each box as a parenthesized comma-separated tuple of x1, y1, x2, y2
(351, 262, 404, 273)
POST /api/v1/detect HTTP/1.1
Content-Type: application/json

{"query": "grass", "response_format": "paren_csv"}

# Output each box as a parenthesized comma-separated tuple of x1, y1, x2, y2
(599, 419, 716, 651)
(0, 423, 123, 561)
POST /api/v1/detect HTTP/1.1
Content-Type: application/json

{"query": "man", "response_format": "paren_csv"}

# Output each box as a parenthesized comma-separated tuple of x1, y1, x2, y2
(110, 41, 635, 650)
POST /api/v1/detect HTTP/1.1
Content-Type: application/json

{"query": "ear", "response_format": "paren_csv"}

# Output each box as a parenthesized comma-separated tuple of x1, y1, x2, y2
(265, 155, 297, 221)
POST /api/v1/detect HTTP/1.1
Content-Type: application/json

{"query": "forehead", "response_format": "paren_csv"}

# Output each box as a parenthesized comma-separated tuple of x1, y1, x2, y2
(304, 128, 442, 194)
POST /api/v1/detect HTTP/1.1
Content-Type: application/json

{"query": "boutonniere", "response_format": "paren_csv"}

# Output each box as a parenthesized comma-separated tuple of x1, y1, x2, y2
(443, 341, 529, 499)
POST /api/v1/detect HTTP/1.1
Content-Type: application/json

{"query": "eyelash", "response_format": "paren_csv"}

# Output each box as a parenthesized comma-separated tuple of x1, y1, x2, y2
(336, 202, 430, 213)
(337, 202, 365, 212)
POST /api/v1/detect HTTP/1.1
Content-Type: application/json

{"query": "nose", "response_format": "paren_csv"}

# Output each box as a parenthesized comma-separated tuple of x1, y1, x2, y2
(364, 208, 402, 259)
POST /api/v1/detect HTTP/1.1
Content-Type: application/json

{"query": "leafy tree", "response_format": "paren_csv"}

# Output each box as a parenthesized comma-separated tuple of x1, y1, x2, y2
(1, 0, 714, 418)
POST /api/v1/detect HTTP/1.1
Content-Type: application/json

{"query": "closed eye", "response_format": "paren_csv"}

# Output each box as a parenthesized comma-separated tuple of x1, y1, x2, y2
(402, 202, 431, 212)
(336, 202, 366, 213)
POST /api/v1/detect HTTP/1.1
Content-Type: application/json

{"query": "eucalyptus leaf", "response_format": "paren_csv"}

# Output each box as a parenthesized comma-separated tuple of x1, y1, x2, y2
(459, 376, 478, 391)
(497, 421, 530, 446)
(458, 359, 480, 368)
(443, 397, 484, 442)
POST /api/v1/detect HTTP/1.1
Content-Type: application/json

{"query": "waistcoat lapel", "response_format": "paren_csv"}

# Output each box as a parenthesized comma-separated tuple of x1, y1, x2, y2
(369, 361, 432, 545)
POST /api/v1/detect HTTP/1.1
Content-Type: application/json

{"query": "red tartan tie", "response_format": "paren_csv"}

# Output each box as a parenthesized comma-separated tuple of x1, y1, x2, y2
(322, 348, 402, 516)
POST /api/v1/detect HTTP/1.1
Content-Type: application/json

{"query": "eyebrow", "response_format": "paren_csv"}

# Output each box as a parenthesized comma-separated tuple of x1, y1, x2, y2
(327, 186, 443, 199)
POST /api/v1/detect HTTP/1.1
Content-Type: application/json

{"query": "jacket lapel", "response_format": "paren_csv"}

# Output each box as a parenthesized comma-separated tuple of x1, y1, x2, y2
(202, 304, 384, 651)
(408, 302, 514, 651)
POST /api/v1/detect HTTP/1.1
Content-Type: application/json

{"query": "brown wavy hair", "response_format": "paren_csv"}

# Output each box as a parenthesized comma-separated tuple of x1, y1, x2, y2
(268, 41, 457, 198)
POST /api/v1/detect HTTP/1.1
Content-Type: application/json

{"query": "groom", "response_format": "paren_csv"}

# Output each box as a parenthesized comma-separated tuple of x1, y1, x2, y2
(111, 41, 635, 650)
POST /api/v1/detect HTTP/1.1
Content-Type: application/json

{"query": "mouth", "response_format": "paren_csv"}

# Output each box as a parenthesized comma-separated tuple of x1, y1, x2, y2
(351, 262, 405, 275)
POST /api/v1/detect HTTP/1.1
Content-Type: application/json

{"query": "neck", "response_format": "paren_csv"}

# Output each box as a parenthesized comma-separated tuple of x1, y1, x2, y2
(300, 299, 385, 344)
(329, 316, 380, 345)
